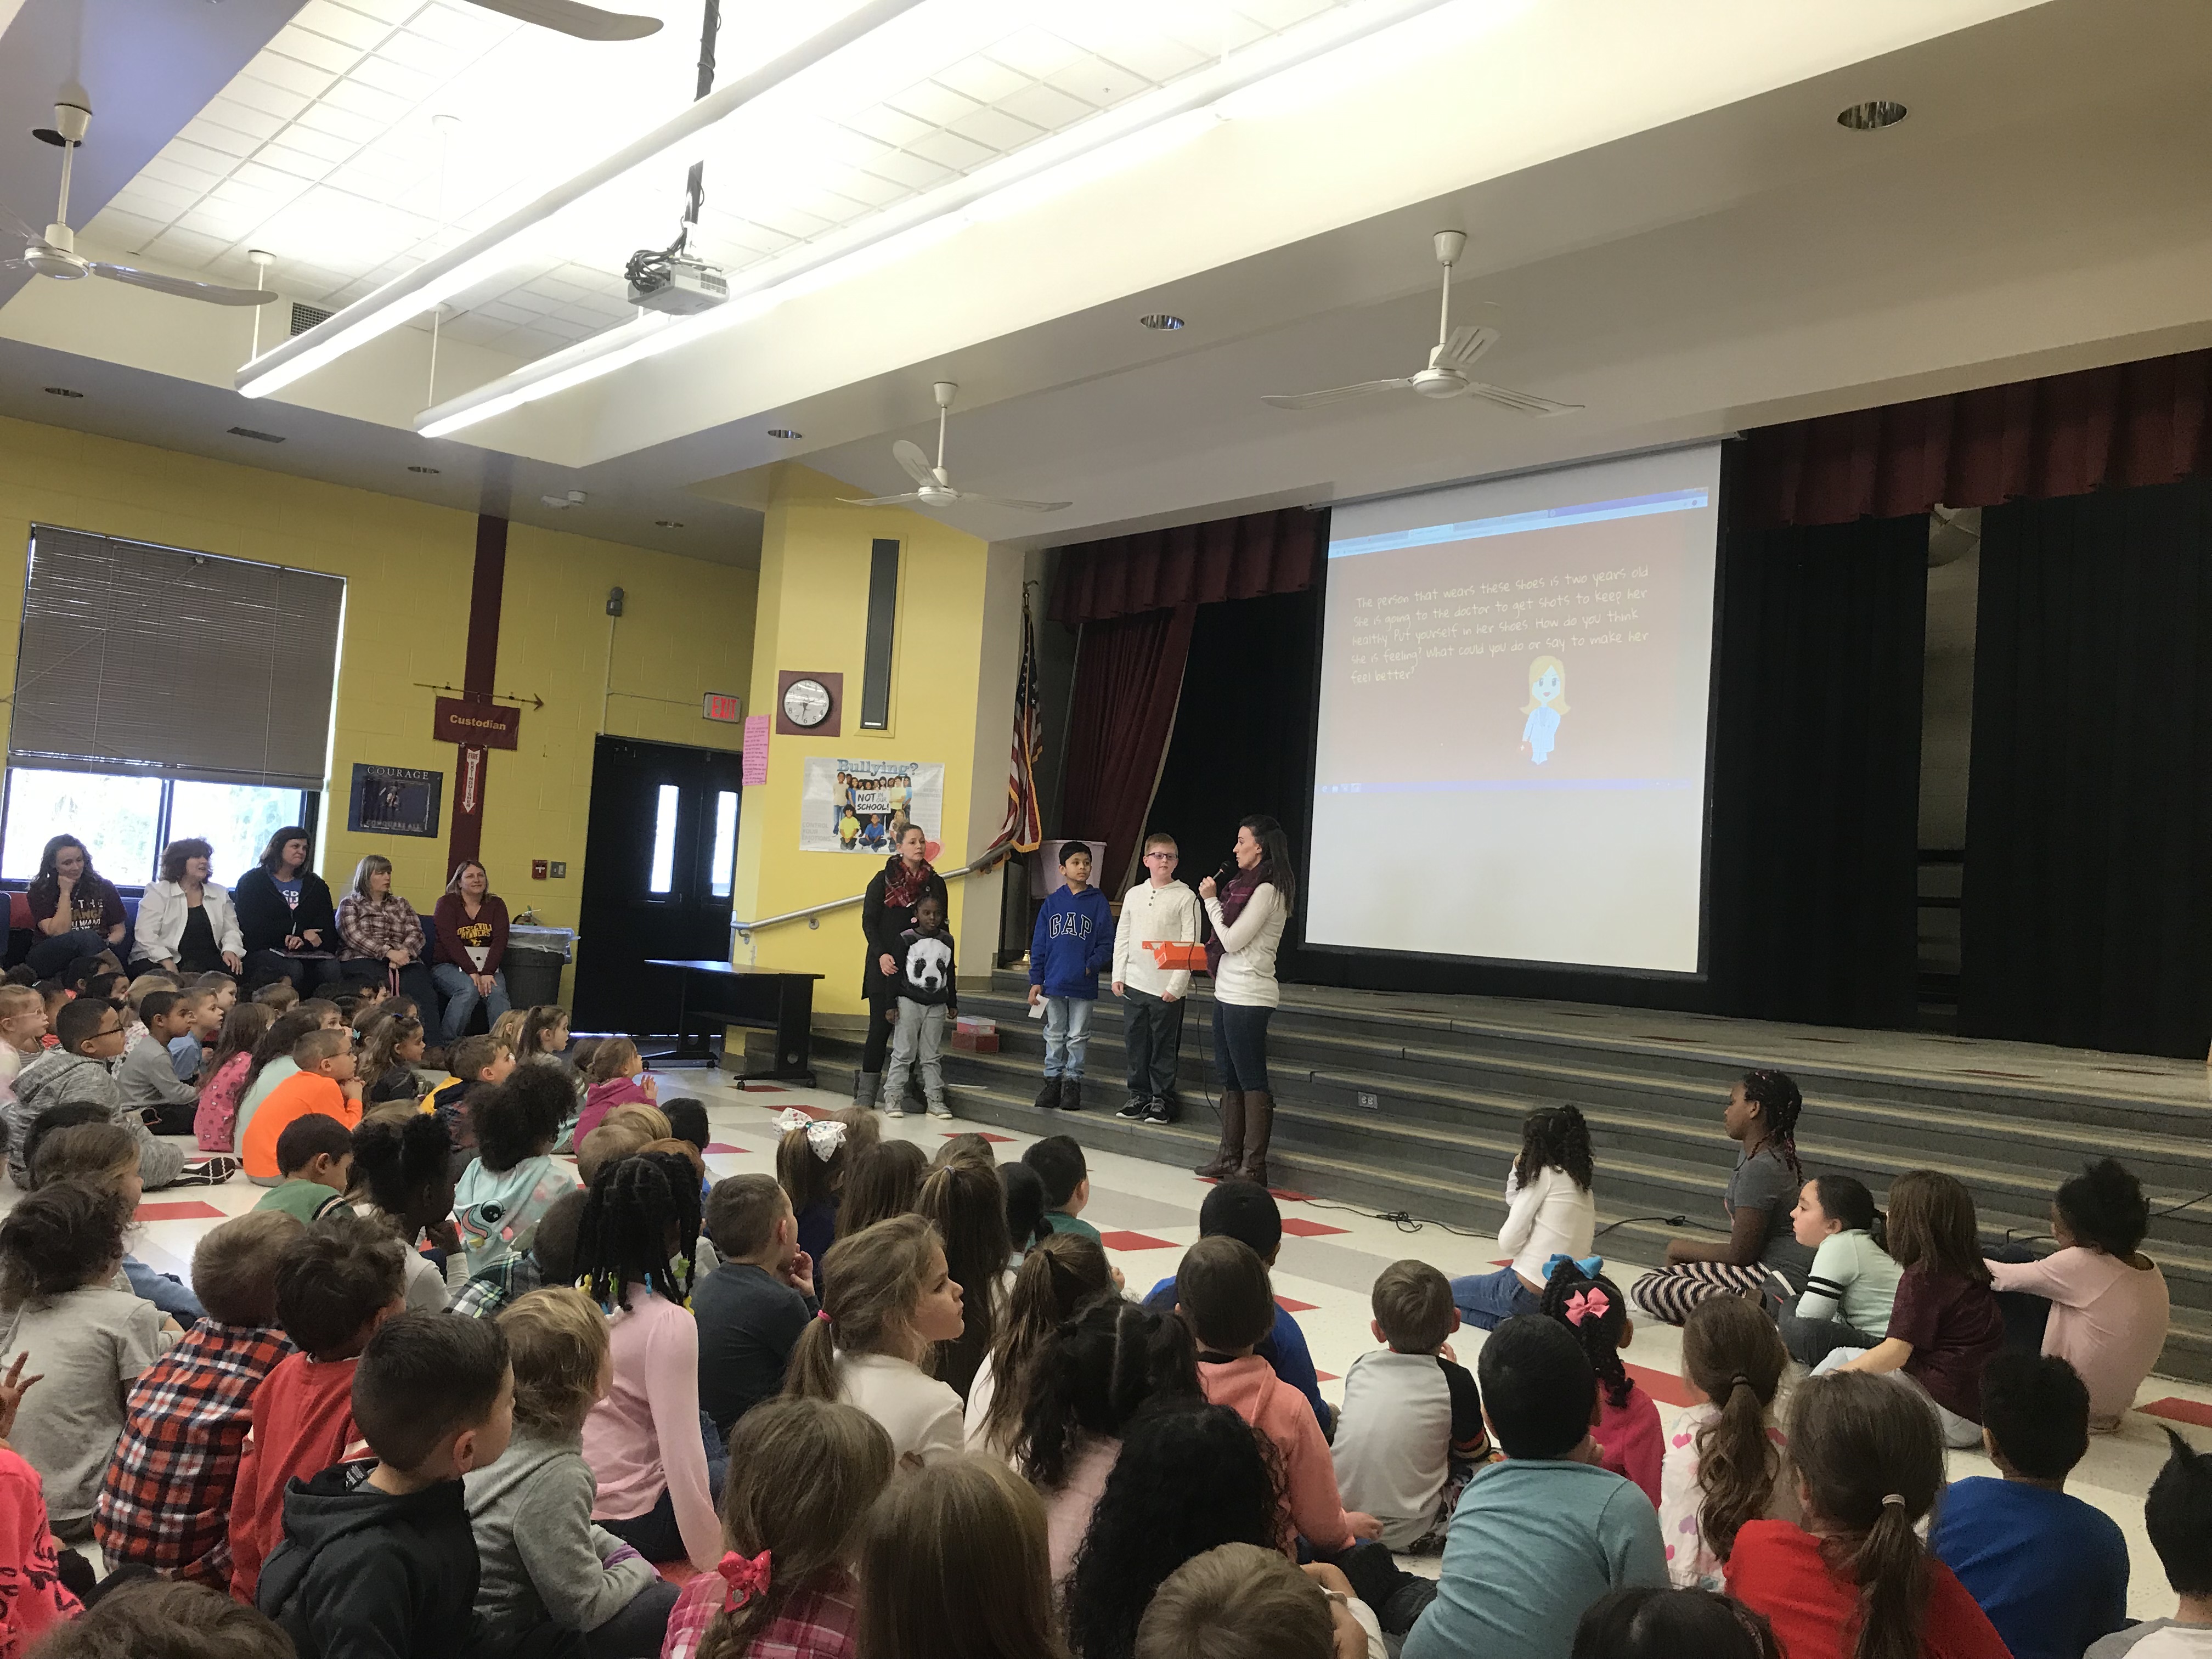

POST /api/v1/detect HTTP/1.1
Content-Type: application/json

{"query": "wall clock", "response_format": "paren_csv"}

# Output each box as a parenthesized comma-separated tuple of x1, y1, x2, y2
(775, 669, 843, 737)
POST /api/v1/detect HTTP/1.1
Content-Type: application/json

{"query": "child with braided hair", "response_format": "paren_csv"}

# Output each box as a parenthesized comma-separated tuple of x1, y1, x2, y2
(578, 1150, 721, 1570)
(1630, 1069, 1813, 1326)
(1662, 1294, 1799, 1588)
(1543, 1261, 1662, 1506)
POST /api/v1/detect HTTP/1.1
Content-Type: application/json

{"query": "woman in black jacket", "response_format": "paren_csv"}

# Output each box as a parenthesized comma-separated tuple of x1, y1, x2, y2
(856, 822, 947, 1111)
(233, 825, 342, 993)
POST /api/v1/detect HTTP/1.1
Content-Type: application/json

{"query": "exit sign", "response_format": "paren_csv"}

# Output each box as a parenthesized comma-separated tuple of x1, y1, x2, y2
(702, 692, 742, 723)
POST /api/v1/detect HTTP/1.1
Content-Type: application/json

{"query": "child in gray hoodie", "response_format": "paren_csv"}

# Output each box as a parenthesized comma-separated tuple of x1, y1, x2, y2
(466, 1286, 678, 1656)
(4, 997, 236, 1191)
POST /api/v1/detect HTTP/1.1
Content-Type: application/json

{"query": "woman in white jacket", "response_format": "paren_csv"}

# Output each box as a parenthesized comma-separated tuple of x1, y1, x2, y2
(132, 837, 245, 976)
(1192, 815, 1294, 1189)
(1450, 1104, 1598, 1330)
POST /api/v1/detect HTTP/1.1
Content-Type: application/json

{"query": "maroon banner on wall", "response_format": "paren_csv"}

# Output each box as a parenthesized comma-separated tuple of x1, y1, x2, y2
(1048, 505, 1322, 624)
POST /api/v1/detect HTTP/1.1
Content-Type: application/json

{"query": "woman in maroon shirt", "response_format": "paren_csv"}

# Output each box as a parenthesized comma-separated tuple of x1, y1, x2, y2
(430, 859, 510, 1045)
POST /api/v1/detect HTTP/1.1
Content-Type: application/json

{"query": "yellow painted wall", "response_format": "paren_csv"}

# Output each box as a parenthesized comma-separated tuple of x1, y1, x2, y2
(732, 464, 1020, 1020)
(0, 416, 756, 972)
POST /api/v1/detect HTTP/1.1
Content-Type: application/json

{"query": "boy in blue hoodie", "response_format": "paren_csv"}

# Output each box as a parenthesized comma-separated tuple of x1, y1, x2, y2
(1028, 843, 1115, 1112)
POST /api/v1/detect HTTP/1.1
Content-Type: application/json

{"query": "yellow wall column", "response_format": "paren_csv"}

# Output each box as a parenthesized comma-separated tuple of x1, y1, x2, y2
(730, 464, 1022, 1021)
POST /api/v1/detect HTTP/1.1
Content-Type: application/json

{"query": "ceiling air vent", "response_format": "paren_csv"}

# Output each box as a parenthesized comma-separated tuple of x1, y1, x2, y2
(225, 426, 285, 443)
(290, 302, 332, 336)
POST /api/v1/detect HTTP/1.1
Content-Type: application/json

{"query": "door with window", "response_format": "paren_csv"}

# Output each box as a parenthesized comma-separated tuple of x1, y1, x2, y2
(572, 736, 744, 1034)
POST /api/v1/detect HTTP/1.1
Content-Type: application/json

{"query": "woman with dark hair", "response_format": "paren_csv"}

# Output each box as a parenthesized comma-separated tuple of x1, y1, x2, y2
(855, 823, 947, 1113)
(1065, 1403, 1280, 1659)
(24, 834, 125, 977)
(234, 826, 341, 993)
(132, 838, 245, 975)
(335, 853, 437, 1015)
(430, 859, 512, 1045)
(1193, 815, 1296, 1189)
(1629, 1070, 1812, 1327)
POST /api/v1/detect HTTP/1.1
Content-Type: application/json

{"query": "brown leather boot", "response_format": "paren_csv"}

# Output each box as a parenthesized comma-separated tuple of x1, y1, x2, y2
(1194, 1089, 1245, 1178)
(1237, 1090, 1274, 1190)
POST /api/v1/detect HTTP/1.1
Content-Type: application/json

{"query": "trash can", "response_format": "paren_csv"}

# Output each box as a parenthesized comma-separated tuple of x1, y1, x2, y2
(504, 924, 575, 1010)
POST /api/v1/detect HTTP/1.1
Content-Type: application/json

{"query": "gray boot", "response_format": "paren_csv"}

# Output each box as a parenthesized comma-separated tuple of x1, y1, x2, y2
(853, 1071, 882, 1111)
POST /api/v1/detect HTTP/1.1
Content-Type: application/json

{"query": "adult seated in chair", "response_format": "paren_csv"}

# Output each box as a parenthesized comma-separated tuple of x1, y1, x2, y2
(335, 852, 438, 1017)
(22, 834, 126, 978)
(132, 837, 246, 977)
(234, 826, 342, 994)
(430, 859, 511, 1045)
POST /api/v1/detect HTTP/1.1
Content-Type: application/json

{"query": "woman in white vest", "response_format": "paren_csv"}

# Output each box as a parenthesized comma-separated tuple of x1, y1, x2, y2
(133, 837, 245, 976)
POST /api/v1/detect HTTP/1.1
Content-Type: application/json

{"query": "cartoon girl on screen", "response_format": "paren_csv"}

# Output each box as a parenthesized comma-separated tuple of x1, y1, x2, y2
(1519, 654, 1569, 764)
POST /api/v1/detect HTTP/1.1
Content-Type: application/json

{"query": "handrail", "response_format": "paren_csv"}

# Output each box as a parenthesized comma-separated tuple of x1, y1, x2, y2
(730, 847, 1015, 946)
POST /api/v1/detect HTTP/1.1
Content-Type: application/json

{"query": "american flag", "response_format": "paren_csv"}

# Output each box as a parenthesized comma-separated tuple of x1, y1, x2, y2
(998, 592, 1044, 853)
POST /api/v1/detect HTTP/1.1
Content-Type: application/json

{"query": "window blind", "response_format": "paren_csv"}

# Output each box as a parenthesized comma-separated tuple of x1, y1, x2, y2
(10, 526, 345, 789)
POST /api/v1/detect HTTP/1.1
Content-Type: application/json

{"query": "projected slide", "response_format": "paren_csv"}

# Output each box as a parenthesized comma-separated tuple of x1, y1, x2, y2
(1305, 444, 1723, 972)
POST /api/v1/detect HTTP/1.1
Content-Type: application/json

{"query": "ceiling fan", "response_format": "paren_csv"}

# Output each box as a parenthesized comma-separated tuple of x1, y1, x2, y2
(839, 382, 1072, 514)
(1261, 231, 1581, 416)
(4, 104, 277, 307)
(466, 0, 661, 41)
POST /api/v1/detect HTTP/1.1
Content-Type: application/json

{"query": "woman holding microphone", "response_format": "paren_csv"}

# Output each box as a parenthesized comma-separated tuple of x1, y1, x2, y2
(1193, 815, 1295, 1190)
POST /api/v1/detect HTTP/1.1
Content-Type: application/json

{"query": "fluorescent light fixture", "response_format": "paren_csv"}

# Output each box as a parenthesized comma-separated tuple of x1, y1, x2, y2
(235, 0, 928, 400)
(417, 0, 1492, 438)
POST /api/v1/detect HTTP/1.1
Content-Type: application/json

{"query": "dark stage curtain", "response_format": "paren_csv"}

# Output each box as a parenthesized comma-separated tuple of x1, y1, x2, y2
(1960, 476, 2212, 1057)
(1050, 506, 1321, 624)
(1057, 603, 1197, 896)
(1737, 348, 2212, 530)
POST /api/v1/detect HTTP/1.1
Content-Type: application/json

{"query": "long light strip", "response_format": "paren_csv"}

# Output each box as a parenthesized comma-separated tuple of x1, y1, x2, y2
(233, 0, 928, 399)
(414, 0, 1506, 439)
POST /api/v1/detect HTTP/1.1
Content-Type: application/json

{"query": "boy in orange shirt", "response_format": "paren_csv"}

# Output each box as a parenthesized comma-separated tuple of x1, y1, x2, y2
(242, 1029, 362, 1184)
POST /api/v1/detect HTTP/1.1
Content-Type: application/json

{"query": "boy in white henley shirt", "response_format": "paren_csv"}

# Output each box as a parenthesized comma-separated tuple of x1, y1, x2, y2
(1112, 833, 1201, 1125)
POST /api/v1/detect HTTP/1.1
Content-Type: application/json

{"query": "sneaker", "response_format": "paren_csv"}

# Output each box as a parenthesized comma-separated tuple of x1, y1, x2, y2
(1141, 1096, 1177, 1125)
(1059, 1076, 1084, 1112)
(171, 1155, 240, 1187)
(927, 1099, 955, 1120)
(1034, 1077, 1062, 1111)
(1115, 1096, 1150, 1120)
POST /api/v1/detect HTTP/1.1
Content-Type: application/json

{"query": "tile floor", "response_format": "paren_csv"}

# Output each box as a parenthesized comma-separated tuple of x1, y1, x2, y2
(84, 1071, 2212, 1615)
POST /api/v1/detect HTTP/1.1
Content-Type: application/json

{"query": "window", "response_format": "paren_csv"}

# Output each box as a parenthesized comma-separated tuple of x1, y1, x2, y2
(710, 791, 738, 899)
(648, 785, 679, 895)
(0, 766, 311, 886)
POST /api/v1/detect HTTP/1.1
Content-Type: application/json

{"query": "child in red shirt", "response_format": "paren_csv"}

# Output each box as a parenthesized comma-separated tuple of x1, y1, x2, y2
(0, 1353, 78, 1657)
(227, 1211, 405, 1605)
(1543, 1261, 1662, 1505)
(1727, 1370, 2009, 1659)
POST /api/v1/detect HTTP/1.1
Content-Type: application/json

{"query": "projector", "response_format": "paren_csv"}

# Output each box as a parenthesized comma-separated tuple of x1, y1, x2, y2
(627, 256, 728, 315)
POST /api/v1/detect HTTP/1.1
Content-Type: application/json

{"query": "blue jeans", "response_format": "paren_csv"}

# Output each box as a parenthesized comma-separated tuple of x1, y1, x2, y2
(432, 962, 511, 1043)
(1042, 996, 1094, 1079)
(1211, 999, 1273, 1092)
(1451, 1264, 1539, 1331)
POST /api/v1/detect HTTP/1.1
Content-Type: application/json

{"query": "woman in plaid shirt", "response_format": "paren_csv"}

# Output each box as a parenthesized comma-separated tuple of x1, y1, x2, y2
(335, 855, 439, 1020)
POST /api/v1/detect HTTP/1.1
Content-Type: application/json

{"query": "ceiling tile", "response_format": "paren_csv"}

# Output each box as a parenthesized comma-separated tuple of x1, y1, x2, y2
(992, 80, 1099, 130)
(252, 51, 343, 100)
(270, 125, 358, 165)
(202, 98, 290, 142)
(883, 80, 984, 130)
(177, 119, 263, 160)
(984, 27, 1087, 81)
(341, 0, 430, 24)
(147, 225, 236, 261)
(138, 155, 225, 195)
(931, 54, 1030, 106)
(825, 168, 909, 209)
(1229, 0, 1334, 27)
(225, 74, 316, 122)
(379, 26, 467, 73)
(904, 128, 996, 173)
(840, 105, 933, 149)
(861, 148, 953, 191)
(1045, 53, 1155, 108)
(163, 139, 247, 180)
(1088, 33, 1209, 83)
(945, 105, 1043, 155)
(292, 103, 386, 145)
(106, 179, 200, 217)
(349, 55, 442, 104)
(271, 25, 366, 76)
(743, 202, 832, 241)
(291, 0, 395, 50)
(321, 78, 414, 125)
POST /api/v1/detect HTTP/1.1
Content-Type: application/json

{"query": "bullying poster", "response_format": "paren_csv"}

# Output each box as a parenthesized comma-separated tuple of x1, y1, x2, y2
(799, 758, 945, 857)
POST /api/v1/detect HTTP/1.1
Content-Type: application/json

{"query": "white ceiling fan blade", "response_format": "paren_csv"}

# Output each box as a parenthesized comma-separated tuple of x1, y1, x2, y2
(1435, 323, 1500, 369)
(892, 439, 938, 488)
(951, 490, 1072, 512)
(1465, 381, 1582, 417)
(461, 0, 661, 38)
(837, 492, 926, 507)
(89, 263, 276, 306)
(1261, 378, 1416, 410)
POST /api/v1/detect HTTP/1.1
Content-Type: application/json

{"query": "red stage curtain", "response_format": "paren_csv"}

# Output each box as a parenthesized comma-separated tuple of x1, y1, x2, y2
(1057, 603, 1197, 896)
(1048, 506, 1321, 624)
(1736, 348, 2212, 529)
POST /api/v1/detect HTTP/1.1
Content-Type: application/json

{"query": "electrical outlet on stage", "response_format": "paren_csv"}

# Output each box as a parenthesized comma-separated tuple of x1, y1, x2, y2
(1356, 1091, 1380, 1112)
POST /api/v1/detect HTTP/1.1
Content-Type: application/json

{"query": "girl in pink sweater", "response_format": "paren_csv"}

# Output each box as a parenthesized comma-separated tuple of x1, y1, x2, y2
(1543, 1261, 1662, 1505)
(576, 1149, 721, 1570)
(574, 1039, 657, 1147)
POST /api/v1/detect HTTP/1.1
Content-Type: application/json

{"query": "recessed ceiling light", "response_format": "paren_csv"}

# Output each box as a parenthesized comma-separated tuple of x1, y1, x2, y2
(407, 464, 440, 474)
(655, 520, 685, 529)
(766, 428, 801, 439)
(1139, 313, 1185, 331)
(42, 386, 83, 398)
(1836, 100, 1907, 131)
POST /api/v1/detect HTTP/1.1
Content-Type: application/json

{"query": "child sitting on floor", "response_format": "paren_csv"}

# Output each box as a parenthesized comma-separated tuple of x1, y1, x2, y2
(0, 1181, 177, 1542)
(695, 1174, 820, 1437)
(775, 1109, 867, 1297)
(172, 988, 221, 1084)
(257, 1313, 532, 1657)
(575, 1038, 656, 1146)
(855, 1457, 1066, 1659)
(1780, 1173, 1900, 1367)
(253, 1113, 356, 1226)
(0, 984, 48, 1111)
(9, 997, 230, 1191)
(1930, 1352, 2130, 1659)
(1452, 1105, 1599, 1332)
(241, 1028, 362, 1186)
(579, 1110, 664, 1186)
(1402, 1316, 1667, 1659)
(1136, 1541, 1380, 1659)
(27, 1113, 202, 1322)
(227, 1210, 407, 1606)
(114, 988, 200, 1137)
(96, 1210, 301, 1586)
(360, 1014, 428, 1107)
(661, 1397, 896, 1659)
(2091, 1430, 2212, 1659)
(1661, 1293, 1799, 1589)
(1333, 1258, 1491, 1552)
(970, 1230, 1115, 1456)
(0, 1348, 79, 1651)
(195, 1002, 274, 1151)
(1543, 1261, 1662, 1506)
(453, 1188, 587, 1322)
(348, 1112, 470, 1313)
(467, 1286, 680, 1657)
(457, 1067, 582, 1279)
(1020, 1134, 1099, 1245)
(426, 1031, 516, 1148)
